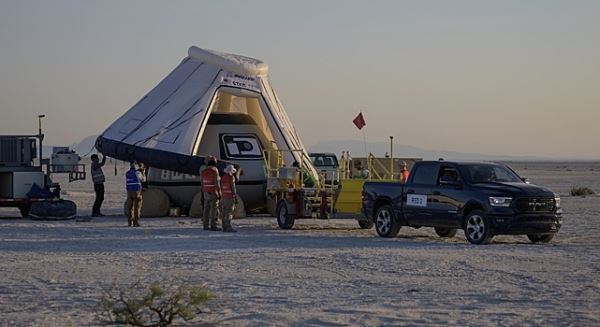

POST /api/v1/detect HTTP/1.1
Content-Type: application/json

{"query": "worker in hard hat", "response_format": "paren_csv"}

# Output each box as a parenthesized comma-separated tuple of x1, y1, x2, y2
(201, 156, 221, 231)
(125, 161, 146, 227)
(353, 161, 370, 179)
(220, 164, 238, 232)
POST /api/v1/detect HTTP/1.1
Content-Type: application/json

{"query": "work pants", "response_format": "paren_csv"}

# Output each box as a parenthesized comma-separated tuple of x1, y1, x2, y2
(220, 198, 235, 229)
(126, 190, 143, 226)
(202, 192, 219, 228)
(92, 183, 104, 215)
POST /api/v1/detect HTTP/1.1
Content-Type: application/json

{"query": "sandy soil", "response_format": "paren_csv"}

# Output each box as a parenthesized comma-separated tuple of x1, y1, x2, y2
(0, 162, 599, 326)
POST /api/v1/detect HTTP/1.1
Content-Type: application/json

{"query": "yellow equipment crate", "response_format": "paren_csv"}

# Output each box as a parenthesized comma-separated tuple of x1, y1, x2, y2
(335, 179, 366, 214)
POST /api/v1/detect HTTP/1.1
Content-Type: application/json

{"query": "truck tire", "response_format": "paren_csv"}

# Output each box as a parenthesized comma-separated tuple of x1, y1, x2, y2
(434, 227, 457, 238)
(527, 233, 555, 243)
(358, 219, 373, 229)
(463, 210, 493, 244)
(375, 204, 401, 238)
(276, 200, 295, 230)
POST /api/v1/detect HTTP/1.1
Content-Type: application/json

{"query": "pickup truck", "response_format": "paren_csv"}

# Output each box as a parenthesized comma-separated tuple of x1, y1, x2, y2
(309, 152, 339, 182)
(362, 160, 562, 244)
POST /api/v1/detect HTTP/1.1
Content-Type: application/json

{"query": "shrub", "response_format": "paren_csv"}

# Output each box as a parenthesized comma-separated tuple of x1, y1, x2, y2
(570, 186, 595, 197)
(96, 280, 214, 326)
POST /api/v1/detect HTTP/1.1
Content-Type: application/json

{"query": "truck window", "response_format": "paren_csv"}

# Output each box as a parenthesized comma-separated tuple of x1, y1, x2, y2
(323, 157, 336, 167)
(411, 164, 439, 185)
(438, 166, 459, 184)
(462, 164, 521, 183)
(310, 154, 338, 168)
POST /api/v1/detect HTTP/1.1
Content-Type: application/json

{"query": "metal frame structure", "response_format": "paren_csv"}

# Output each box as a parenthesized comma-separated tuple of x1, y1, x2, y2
(263, 148, 412, 230)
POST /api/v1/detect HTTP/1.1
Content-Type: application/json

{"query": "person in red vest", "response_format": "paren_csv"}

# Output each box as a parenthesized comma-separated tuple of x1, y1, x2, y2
(201, 156, 221, 231)
(400, 161, 410, 183)
(220, 164, 238, 232)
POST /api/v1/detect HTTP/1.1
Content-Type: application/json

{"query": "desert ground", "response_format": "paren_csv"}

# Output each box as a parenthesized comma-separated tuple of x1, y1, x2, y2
(0, 161, 599, 326)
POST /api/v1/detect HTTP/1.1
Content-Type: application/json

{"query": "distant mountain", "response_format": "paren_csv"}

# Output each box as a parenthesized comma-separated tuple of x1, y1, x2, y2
(309, 139, 552, 161)
(45, 135, 594, 161)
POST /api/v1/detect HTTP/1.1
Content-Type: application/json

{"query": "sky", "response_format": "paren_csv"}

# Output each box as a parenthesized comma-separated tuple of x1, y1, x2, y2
(0, 0, 599, 159)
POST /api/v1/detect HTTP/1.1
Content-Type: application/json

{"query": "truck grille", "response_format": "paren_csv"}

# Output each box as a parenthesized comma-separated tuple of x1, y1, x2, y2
(515, 197, 555, 213)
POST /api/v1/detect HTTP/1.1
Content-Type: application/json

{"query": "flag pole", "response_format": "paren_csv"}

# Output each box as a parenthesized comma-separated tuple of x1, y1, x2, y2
(362, 128, 368, 158)
(361, 111, 369, 178)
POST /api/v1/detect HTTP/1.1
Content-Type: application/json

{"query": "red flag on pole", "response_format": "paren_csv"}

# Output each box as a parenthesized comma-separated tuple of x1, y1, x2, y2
(353, 112, 366, 130)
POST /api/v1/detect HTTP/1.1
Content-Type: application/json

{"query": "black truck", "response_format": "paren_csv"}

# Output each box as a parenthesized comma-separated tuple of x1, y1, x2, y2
(362, 161, 562, 244)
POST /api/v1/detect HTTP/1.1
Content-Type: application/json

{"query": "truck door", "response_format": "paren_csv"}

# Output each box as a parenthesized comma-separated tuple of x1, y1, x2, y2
(428, 165, 463, 228)
(403, 163, 439, 226)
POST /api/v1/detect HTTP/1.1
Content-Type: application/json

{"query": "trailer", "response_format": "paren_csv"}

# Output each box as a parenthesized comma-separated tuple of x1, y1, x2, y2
(264, 148, 420, 229)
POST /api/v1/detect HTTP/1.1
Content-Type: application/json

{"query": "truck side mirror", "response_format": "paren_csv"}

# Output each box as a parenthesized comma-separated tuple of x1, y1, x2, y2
(522, 178, 530, 184)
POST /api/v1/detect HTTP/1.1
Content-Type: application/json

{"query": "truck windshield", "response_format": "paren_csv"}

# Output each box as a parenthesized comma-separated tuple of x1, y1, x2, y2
(309, 154, 338, 168)
(462, 164, 522, 184)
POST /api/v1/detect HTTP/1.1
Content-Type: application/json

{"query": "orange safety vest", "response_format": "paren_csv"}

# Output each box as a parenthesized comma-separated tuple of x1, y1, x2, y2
(401, 168, 410, 183)
(201, 167, 218, 192)
(221, 174, 235, 199)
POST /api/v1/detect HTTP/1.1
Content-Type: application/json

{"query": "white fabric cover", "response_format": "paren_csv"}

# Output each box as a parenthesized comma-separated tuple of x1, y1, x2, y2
(98, 46, 317, 179)
(188, 46, 268, 76)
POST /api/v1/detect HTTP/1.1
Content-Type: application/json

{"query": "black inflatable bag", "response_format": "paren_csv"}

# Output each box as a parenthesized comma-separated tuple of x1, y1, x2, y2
(29, 200, 77, 220)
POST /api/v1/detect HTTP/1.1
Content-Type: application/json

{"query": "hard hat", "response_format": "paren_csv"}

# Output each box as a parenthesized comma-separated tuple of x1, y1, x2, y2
(224, 164, 237, 174)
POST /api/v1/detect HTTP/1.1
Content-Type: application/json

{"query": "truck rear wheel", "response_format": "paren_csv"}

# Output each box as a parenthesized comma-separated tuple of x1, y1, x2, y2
(434, 227, 457, 238)
(463, 210, 493, 244)
(276, 200, 295, 230)
(375, 204, 401, 238)
(527, 233, 555, 243)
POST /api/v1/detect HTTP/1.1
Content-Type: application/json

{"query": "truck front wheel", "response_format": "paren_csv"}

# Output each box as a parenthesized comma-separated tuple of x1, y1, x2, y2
(463, 210, 493, 244)
(375, 205, 401, 238)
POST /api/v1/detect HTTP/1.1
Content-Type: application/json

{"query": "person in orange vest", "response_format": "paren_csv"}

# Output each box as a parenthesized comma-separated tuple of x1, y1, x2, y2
(201, 156, 221, 231)
(220, 164, 238, 232)
(400, 161, 410, 183)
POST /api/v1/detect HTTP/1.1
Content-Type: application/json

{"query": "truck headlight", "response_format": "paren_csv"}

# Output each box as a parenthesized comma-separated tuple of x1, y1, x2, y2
(554, 193, 561, 208)
(489, 197, 512, 207)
